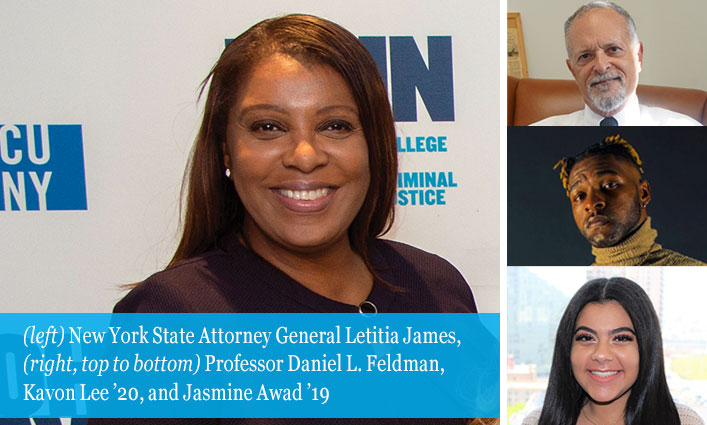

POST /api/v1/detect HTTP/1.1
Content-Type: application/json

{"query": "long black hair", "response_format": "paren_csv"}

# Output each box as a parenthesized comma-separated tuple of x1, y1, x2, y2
(538, 277, 679, 425)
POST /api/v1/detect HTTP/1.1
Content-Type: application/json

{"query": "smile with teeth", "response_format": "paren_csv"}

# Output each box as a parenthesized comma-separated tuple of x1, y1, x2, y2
(278, 188, 330, 201)
(590, 370, 620, 377)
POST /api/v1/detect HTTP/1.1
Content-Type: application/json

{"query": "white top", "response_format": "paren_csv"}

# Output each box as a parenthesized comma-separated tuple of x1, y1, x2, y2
(530, 94, 703, 126)
(521, 403, 704, 425)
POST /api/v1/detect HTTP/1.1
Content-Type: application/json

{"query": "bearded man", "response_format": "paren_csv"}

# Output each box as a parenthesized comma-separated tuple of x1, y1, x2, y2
(532, 1, 701, 126)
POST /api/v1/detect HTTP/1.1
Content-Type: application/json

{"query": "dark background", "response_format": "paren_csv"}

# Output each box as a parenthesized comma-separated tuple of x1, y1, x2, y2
(508, 126, 707, 265)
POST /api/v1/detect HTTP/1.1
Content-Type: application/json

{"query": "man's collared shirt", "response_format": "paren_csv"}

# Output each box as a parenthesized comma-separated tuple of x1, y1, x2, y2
(530, 94, 703, 126)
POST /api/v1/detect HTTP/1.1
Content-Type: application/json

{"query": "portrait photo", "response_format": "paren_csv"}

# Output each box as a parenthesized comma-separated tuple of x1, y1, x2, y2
(508, 126, 707, 265)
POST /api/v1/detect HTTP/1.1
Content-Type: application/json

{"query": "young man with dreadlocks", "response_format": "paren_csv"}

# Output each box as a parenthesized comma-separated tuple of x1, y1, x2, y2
(554, 135, 706, 266)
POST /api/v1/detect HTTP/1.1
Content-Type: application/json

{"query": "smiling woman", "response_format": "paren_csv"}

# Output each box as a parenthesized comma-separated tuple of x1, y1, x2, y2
(90, 13, 477, 425)
(111, 14, 477, 314)
(522, 277, 703, 425)
(223, 55, 373, 304)
(570, 301, 639, 407)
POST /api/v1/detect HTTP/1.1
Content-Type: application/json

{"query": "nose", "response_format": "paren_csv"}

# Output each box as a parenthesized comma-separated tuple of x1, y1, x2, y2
(591, 339, 613, 362)
(282, 132, 329, 173)
(584, 189, 606, 213)
(593, 51, 611, 74)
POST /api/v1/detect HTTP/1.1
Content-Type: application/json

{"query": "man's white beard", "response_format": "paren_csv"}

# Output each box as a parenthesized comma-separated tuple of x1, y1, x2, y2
(587, 71, 627, 114)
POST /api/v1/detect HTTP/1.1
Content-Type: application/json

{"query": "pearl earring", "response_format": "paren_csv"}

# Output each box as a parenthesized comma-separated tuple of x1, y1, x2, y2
(225, 168, 231, 178)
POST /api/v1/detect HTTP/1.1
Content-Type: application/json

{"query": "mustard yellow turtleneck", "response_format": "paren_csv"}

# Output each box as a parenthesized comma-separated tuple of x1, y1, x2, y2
(591, 217, 706, 266)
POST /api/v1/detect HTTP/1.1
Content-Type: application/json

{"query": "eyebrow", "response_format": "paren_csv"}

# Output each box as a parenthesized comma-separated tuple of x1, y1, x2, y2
(568, 169, 621, 193)
(237, 103, 358, 117)
(568, 178, 584, 194)
(316, 104, 359, 115)
(574, 326, 636, 335)
(594, 170, 621, 178)
(600, 41, 623, 50)
(237, 104, 287, 116)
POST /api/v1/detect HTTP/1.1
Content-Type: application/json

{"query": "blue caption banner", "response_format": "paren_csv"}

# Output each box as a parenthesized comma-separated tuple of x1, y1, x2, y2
(0, 314, 499, 418)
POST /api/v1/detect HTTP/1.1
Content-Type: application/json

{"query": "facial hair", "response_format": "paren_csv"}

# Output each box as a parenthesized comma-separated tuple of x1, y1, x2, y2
(583, 192, 642, 248)
(587, 71, 627, 114)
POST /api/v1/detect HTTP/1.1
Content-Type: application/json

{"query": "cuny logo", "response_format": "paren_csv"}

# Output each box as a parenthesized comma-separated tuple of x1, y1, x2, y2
(0, 124, 87, 211)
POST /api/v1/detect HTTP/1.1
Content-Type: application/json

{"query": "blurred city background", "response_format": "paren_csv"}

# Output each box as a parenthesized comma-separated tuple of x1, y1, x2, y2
(508, 267, 707, 424)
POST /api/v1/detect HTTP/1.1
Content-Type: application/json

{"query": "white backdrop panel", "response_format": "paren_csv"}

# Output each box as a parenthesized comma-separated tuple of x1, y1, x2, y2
(1, 0, 499, 313)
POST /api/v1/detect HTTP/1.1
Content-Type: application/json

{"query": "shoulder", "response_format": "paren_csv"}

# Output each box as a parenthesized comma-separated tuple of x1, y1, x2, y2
(114, 247, 257, 312)
(529, 110, 583, 126)
(639, 105, 703, 126)
(677, 403, 705, 425)
(375, 239, 452, 263)
(521, 409, 541, 425)
(372, 239, 477, 312)
(644, 248, 707, 266)
(373, 239, 464, 280)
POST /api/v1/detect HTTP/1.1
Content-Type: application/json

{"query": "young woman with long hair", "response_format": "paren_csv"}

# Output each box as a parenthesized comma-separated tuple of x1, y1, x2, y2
(523, 277, 702, 425)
